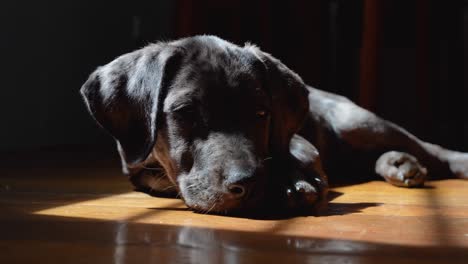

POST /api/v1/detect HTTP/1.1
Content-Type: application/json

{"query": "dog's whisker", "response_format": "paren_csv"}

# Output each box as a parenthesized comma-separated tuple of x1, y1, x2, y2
(151, 175, 165, 186)
(205, 201, 218, 215)
(161, 185, 177, 191)
(140, 166, 165, 171)
(185, 183, 198, 188)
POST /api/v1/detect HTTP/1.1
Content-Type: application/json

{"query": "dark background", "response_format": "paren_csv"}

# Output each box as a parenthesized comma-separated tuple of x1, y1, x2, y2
(1, 0, 467, 154)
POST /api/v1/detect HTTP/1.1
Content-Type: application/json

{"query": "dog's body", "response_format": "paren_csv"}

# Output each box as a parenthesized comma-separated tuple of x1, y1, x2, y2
(81, 36, 468, 214)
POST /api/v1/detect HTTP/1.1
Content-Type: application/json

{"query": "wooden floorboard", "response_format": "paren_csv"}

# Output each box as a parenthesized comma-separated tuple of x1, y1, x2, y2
(1, 151, 468, 263)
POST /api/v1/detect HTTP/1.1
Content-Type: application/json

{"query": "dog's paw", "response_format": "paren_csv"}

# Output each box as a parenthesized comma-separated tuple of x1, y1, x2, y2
(284, 170, 328, 213)
(375, 151, 427, 187)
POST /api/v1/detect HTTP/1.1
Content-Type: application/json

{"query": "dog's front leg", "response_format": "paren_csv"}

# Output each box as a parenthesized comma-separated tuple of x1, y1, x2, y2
(281, 134, 329, 213)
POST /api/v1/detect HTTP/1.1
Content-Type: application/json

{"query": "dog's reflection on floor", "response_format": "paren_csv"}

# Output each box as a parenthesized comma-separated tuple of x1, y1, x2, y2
(111, 198, 383, 264)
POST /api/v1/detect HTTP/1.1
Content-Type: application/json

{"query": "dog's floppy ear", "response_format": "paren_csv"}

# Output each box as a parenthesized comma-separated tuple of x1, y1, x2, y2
(80, 44, 183, 170)
(248, 46, 309, 155)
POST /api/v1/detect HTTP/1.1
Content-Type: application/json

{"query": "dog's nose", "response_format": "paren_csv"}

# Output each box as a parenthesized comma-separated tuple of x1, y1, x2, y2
(226, 177, 255, 199)
(228, 184, 246, 198)
(224, 158, 257, 199)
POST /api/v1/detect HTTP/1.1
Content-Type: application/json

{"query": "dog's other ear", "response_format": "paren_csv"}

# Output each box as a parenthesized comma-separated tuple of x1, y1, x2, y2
(247, 45, 309, 155)
(80, 44, 183, 171)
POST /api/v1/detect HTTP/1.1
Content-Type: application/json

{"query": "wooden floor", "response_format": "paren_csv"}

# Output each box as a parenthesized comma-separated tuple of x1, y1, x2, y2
(1, 150, 468, 263)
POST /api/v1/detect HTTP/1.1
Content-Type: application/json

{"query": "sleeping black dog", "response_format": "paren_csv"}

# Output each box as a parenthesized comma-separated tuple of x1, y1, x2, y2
(81, 35, 468, 215)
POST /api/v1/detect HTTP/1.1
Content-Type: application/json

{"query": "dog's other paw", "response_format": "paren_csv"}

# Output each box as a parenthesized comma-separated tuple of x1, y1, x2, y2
(375, 151, 427, 187)
(449, 153, 468, 179)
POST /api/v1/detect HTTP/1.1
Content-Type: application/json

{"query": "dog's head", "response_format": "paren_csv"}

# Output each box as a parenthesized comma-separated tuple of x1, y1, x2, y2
(80, 36, 309, 213)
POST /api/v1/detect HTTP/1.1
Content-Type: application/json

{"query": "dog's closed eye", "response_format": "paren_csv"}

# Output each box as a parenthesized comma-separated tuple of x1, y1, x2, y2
(254, 87, 271, 119)
(172, 104, 196, 116)
(170, 104, 200, 131)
